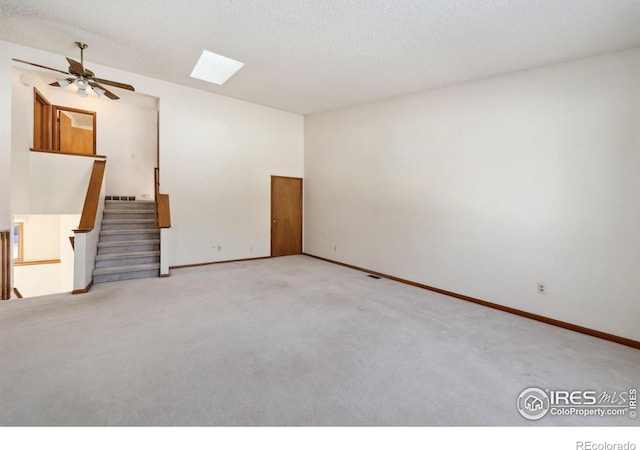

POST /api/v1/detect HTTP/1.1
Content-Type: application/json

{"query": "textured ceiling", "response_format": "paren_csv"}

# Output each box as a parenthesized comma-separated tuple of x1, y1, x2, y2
(1, 0, 640, 115)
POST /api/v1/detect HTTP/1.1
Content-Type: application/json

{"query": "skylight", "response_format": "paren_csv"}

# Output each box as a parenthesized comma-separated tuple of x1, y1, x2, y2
(190, 50, 245, 85)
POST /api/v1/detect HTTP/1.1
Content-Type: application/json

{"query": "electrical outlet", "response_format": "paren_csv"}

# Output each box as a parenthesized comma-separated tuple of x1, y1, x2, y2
(217, 245, 222, 251)
(537, 282, 546, 295)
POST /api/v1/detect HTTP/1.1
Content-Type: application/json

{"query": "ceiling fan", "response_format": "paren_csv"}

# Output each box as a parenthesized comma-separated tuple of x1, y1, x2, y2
(12, 42, 135, 100)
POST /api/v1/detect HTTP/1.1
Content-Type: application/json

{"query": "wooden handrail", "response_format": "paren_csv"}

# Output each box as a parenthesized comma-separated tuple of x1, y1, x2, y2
(1, 230, 10, 300)
(75, 159, 106, 233)
(154, 167, 171, 228)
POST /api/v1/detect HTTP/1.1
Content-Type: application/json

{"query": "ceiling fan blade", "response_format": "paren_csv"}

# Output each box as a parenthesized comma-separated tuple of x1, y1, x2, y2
(93, 78, 135, 92)
(102, 89, 120, 100)
(89, 82, 120, 100)
(12, 58, 70, 75)
(66, 57, 85, 75)
(50, 78, 74, 87)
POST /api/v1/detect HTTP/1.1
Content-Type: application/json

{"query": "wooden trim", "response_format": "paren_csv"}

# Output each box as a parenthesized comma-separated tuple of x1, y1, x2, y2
(1, 230, 10, 300)
(154, 168, 171, 228)
(14, 259, 61, 266)
(14, 223, 24, 263)
(30, 148, 107, 159)
(170, 256, 271, 270)
(13, 287, 23, 299)
(157, 194, 171, 228)
(34, 88, 52, 150)
(77, 160, 106, 231)
(72, 280, 93, 295)
(304, 253, 640, 350)
(159, 273, 171, 278)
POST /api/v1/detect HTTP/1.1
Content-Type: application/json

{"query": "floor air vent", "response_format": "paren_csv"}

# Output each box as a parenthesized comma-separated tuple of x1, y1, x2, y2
(105, 196, 137, 201)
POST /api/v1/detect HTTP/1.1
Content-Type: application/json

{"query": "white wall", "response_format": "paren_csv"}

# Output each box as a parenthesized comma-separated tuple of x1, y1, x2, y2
(159, 86, 304, 265)
(305, 48, 640, 341)
(13, 214, 77, 297)
(15, 214, 61, 261)
(13, 263, 63, 298)
(0, 45, 11, 230)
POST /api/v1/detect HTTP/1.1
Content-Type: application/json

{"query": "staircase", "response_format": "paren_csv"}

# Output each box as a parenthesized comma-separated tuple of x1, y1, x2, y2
(93, 200, 160, 283)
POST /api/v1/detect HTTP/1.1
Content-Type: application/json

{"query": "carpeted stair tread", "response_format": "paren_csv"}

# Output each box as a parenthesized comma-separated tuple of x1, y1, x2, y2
(95, 250, 160, 261)
(102, 219, 155, 224)
(98, 239, 160, 248)
(100, 229, 160, 235)
(93, 263, 160, 275)
(103, 209, 155, 214)
(105, 200, 154, 205)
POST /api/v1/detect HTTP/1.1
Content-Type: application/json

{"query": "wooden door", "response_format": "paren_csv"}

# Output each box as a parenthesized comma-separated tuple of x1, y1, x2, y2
(271, 176, 302, 256)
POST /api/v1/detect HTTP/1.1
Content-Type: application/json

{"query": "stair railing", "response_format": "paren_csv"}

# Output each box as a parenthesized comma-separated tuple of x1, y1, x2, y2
(75, 160, 107, 233)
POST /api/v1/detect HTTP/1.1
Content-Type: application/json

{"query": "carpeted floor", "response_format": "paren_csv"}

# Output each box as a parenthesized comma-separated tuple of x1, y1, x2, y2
(0, 255, 638, 426)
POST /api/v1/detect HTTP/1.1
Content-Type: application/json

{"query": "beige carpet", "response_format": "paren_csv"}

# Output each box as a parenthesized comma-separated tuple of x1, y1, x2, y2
(0, 255, 638, 426)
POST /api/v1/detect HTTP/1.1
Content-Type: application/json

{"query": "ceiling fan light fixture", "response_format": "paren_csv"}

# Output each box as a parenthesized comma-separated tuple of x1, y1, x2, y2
(92, 86, 105, 98)
(76, 88, 88, 98)
(57, 78, 71, 87)
(75, 78, 88, 90)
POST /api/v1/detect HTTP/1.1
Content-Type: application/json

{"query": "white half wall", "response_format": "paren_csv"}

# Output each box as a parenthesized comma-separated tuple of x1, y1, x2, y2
(304, 48, 640, 341)
(73, 180, 105, 292)
(21, 151, 95, 215)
